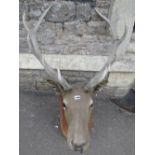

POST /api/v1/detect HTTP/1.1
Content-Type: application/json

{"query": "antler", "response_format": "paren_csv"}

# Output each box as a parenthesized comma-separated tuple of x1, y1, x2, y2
(85, 8, 127, 92)
(23, 4, 72, 91)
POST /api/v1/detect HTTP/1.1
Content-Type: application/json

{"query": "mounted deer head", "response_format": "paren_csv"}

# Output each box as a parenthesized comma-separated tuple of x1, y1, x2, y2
(23, 4, 127, 153)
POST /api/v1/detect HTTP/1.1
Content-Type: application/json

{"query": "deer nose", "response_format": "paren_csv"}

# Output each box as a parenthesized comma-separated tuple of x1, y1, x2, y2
(71, 140, 86, 152)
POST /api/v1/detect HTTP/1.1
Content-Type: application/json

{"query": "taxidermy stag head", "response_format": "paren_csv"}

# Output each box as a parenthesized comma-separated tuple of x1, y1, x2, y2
(23, 3, 127, 153)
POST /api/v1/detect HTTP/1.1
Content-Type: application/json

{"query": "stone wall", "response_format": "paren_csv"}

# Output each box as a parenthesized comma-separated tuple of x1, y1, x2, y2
(19, 0, 111, 55)
(19, 69, 134, 97)
(19, 0, 135, 96)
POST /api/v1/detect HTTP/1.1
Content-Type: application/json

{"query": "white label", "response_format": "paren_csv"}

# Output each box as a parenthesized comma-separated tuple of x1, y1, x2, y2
(74, 95, 81, 100)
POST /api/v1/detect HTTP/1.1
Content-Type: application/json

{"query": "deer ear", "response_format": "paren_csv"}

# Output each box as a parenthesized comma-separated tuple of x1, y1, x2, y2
(85, 75, 109, 94)
(47, 80, 71, 95)
(47, 79, 63, 92)
(47, 79, 54, 85)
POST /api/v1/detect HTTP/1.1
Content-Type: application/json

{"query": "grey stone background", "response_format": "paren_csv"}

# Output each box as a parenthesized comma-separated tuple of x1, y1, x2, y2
(19, 0, 112, 55)
(19, 0, 135, 96)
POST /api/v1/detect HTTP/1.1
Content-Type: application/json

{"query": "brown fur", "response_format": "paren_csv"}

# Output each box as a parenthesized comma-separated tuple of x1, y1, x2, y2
(59, 95, 68, 138)
(58, 94, 92, 138)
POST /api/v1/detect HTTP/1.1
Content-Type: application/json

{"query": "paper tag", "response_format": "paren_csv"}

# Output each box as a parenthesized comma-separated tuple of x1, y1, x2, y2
(74, 95, 81, 100)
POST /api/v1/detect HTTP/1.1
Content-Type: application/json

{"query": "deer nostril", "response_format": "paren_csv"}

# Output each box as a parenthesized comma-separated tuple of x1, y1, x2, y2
(71, 140, 86, 152)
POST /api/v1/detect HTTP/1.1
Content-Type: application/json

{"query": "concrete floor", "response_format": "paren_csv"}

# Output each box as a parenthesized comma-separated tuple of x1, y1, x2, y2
(19, 89, 135, 155)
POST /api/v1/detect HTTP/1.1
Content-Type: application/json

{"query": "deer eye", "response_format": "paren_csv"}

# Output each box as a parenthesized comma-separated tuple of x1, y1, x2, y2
(89, 100, 94, 109)
(63, 103, 67, 110)
(63, 99, 67, 110)
(89, 103, 94, 109)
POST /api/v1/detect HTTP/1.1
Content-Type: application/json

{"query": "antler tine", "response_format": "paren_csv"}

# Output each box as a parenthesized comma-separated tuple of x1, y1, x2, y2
(95, 8, 115, 38)
(23, 4, 72, 91)
(85, 9, 127, 92)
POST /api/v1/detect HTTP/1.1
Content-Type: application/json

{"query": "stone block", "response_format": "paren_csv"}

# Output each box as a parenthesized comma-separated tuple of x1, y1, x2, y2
(107, 72, 135, 87)
(19, 1, 45, 21)
(19, 69, 135, 91)
(19, 38, 29, 53)
(19, 81, 36, 90)
(100, 86, 131, 97)
(96, 0, 111, 8)
(36, 81, 53, 90)
(37, 22, 56, 45)
(64, 21, 87, 36)
(127, 42, 135, 53)
(58, 35, 81, 44)
(91, 8, 109, 21)
(76, 3, 91, 22)
(40, 44, 65, 54)
(28, 3, 42, 19)
(45, 1, 76, 23)
(87, 21, 106, 35)
(19, 69, 42, 83)
(55, 23, 63, 38)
